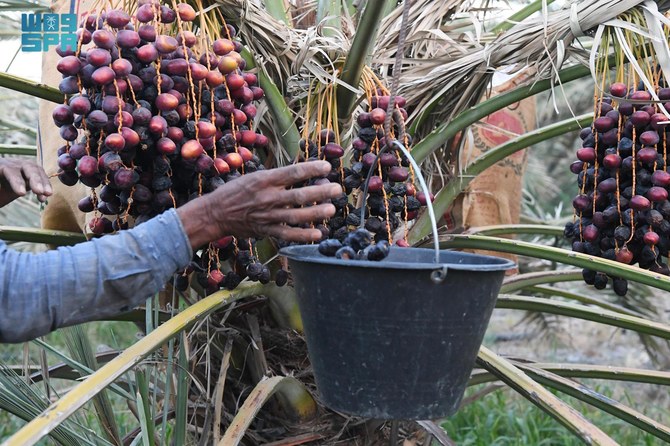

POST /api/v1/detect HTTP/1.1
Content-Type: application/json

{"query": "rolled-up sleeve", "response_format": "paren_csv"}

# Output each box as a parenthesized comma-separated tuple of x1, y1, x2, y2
(0, 209, 192, 343)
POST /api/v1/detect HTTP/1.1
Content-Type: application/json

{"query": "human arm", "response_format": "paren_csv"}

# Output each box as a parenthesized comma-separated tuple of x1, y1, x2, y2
(0, 158, 52, 207)
(0, 161, 339, 342)
(0, 209, 191, 343)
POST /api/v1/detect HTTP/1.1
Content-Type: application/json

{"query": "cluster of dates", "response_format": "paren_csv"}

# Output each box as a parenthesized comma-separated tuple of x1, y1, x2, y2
(51, 2, 289, 291)
(565, 82, 670, 295)
(301, 94, 429, 261)
(318, 229, 391, 261)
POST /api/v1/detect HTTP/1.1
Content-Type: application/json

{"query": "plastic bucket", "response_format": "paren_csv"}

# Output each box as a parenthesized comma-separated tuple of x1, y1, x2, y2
(280, 244, 515, 419)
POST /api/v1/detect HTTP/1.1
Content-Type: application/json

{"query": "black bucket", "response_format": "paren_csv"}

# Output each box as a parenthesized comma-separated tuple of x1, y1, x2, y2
(280, 244, 515, 420)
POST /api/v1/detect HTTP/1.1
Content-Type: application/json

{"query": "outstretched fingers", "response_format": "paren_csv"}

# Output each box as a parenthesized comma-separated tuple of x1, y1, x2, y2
(274, 183, 342, 207)
(0, 160, 53, 203)
(263, 160, 332, 187)
(264, 225, 324, 243)
(264, 203, 336, 226)
(0, 164, 27, 196)
(21, 162, 52, 197)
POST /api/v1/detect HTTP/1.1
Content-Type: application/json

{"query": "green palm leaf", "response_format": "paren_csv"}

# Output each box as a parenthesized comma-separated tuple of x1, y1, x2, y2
(476, 346, 618, 445)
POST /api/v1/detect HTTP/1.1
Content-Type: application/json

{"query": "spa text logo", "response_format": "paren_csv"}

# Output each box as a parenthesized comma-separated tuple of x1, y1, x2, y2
(21, 13, 77, 52)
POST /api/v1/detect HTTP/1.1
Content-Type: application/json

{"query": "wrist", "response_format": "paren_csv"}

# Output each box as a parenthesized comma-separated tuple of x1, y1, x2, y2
(176, 196, 219, 250)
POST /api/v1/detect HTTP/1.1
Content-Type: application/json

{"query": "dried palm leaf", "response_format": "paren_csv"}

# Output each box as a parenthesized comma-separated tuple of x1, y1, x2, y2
(213, 0, 346, 87)
(376, 0, 670, 139)
(370, 0, 670, 190)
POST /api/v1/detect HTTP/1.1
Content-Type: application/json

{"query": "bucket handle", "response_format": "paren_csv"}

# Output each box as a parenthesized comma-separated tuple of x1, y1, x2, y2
(359, 139, 447, 283)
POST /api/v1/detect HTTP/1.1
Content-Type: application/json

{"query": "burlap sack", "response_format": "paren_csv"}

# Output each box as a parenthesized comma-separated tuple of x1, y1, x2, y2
(443, 70, 536, 270)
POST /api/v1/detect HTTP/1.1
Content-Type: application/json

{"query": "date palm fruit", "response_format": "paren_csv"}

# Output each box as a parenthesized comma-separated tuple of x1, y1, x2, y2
(50, 4, 274, 289)
(566, 82, 670, 295)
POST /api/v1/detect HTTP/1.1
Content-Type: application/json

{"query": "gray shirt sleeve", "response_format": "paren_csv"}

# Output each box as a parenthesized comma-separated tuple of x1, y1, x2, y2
(0, 208, 192, 343)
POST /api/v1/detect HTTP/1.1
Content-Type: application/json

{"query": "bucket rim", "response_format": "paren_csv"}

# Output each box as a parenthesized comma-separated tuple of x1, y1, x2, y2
(279, 245, 516, 272)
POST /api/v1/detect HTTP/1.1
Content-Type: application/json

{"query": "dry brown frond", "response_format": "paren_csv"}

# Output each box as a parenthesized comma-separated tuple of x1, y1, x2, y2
(372, 0, 670, 185)
(374, 1, 670, 138)
(213, 0, 349, 87)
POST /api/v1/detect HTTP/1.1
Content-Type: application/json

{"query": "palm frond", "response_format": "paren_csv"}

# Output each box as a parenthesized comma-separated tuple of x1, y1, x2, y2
(219, 376, 317, 445)
(520, 364, 670, 442)
(62, 327, 121, 445)
(476, 346, 618, 445)
(497, 295, 670, 340)
(0, 0, 49, 9)
(0, 361, 106, 446)
(438, 234, 670, 292)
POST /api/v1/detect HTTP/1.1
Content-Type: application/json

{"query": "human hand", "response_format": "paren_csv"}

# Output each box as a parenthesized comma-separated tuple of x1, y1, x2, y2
(177, 160, 341, 248)
(0, 158, 53, 207)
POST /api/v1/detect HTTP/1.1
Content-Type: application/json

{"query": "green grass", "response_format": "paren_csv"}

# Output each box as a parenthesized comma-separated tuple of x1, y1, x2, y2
(442, 385, 667, 445)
